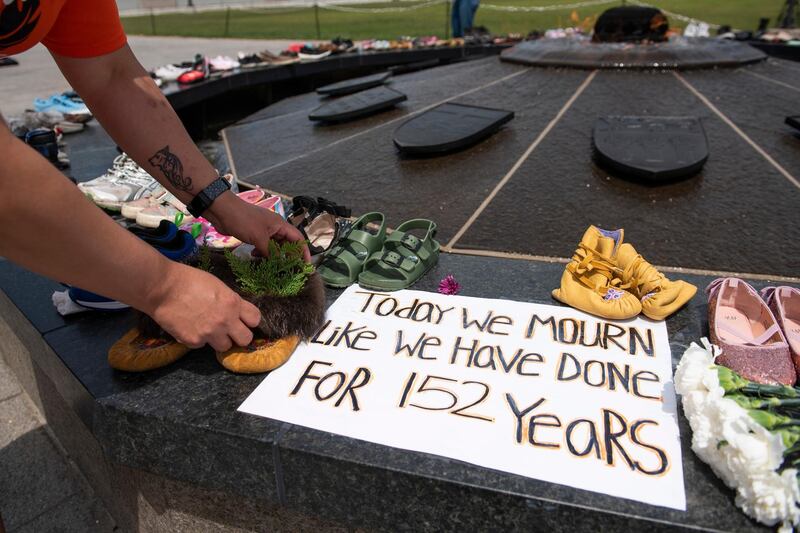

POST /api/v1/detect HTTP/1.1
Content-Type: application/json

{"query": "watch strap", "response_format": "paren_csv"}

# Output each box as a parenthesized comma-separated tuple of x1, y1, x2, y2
(187, 176, 231, 218)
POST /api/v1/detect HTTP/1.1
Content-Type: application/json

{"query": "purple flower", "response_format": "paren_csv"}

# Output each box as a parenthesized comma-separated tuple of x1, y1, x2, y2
(438, 274, 461, 295)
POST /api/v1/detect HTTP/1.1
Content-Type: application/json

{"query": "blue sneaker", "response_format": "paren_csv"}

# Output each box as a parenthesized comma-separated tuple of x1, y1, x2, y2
(67, 226, 197, 310)
(34, 95, 90, 116)
(128, 220, 179, 247)
(67, 287, 130, 311)
(152, 229, 197, 261)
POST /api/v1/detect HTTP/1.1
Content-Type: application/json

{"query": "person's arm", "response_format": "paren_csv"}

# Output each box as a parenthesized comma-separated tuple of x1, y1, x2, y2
(50, 45, 308, 260)
(0, 121, 259, 352)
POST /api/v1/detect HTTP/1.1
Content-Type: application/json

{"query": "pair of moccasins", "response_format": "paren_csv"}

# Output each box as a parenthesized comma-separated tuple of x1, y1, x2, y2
(107, 251, 326, 374)
(707, 278, 800, 386)
(552, 226, 697, 321)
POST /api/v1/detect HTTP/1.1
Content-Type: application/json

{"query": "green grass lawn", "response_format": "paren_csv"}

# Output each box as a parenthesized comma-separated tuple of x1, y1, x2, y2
(121, 0, 787, 41)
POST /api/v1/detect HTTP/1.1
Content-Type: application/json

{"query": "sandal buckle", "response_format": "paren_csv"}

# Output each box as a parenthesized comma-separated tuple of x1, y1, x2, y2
(401, 234, 422, 252)
(381, 251, 403, 267)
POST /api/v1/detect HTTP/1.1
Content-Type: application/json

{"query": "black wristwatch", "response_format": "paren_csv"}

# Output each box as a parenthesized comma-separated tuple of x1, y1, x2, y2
(187, 176, 231, 218)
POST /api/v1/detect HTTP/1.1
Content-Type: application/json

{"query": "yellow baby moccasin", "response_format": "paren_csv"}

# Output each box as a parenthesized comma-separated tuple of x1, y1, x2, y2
(616, 243, 696, 321)
(216, 336, 300, 374)
(108, 327, 190, 372)
(552, 226, 642, 320)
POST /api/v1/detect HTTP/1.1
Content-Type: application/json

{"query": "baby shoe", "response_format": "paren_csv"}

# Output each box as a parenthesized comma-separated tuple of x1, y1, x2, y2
(552, 226, 641, 320)
(108, 328, 190, 373)
(616, 243, 697, 321)
(761, 286, 800, 378)
(706, 278, 794, 385)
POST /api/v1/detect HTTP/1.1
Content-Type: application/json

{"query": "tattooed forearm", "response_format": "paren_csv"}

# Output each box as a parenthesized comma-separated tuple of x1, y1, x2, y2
(148, 145, 193, 193)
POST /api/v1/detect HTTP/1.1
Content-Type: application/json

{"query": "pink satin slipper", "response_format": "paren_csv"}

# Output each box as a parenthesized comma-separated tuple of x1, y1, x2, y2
(706, 277, 794, 385)
(761, 286, 800, 379)
(180, 192, 284, 250)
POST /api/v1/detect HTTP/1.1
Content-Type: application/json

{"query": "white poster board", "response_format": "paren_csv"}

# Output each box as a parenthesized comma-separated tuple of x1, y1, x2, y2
(239, 286, 686, 510)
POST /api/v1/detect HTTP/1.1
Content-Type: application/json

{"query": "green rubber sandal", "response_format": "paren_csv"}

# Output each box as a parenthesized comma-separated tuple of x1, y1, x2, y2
(358, 219, 439, 291)
(318, 212, 386, 288)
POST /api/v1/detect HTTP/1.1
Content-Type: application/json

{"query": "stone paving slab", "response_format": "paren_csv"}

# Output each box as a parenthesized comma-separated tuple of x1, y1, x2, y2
(226, 57, 524, 181)
(456, 69, 800, 277)
(0, 361, 21, 403)
(13, 493, 114, 533)
(750, 58, 800, 88)
(681, 67, 800, 179)
(0, 396, 79, 531)
(226, 57, 800, 278)
(232, 65, 589, 241)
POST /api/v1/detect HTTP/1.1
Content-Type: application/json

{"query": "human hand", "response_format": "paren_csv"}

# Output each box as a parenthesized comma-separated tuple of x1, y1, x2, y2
(205, 192, 311, 262)
(146, 262, 261, 351)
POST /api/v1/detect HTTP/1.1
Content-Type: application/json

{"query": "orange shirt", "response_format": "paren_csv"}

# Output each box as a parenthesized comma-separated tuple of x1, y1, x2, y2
(1, 0, 127, 58)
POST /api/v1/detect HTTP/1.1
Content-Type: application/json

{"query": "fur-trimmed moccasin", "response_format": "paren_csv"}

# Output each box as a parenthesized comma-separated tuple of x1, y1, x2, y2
(211, 248, 325, 373)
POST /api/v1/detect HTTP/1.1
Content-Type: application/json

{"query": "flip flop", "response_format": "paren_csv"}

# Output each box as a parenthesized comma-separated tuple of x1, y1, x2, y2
(318, 212, 386, 288)
(358, 219, 439, 291)
(108, 327, 190, 372)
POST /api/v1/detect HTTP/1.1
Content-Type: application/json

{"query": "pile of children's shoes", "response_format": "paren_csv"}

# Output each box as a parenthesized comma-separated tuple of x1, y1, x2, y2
(552, 226, 697, 321)
(33, 91, 92, 123)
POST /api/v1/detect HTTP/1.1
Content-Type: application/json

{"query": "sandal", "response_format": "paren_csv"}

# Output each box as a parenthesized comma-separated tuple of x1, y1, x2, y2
(318, 212, 386, 288)
(358, 219, 439, 291)
(289, 196, 352, 261)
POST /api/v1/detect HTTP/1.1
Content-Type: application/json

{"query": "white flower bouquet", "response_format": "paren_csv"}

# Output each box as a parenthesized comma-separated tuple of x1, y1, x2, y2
(675, 339, 800, 532)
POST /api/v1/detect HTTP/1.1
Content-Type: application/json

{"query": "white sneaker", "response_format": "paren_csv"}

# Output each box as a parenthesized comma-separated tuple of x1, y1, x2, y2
(136, 201, 194, 228)
(20, 110, 85, 134)
(208, 55, 240, 71)
(79, 155, 159, 211)
(153, 64, 190, 82)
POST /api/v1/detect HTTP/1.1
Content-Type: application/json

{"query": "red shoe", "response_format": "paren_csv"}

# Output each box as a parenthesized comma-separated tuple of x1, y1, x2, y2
(177, 69, 205, 84)
(177, 55, 209, 84)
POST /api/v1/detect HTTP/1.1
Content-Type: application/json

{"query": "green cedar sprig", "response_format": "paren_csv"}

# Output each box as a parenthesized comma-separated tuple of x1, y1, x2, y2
(224, 240, 313, 297)
(197, 244, 214, 273)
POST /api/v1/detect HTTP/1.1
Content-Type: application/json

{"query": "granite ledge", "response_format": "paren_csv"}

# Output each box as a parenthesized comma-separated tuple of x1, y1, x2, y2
(1, 253, 795, 531)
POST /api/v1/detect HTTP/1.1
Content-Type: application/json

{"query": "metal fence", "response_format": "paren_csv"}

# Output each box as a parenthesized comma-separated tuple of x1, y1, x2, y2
(116, 0, 620, 16)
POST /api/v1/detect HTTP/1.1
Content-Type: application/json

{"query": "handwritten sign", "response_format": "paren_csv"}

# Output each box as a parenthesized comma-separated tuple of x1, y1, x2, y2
(239, 286, 686, 510)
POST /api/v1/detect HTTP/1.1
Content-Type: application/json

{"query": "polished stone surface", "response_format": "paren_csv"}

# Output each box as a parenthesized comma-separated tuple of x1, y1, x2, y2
(3, 248, 797, 530)
(459, 69, 800, 277)
(226, 56, 800, 277)
(226, 60, 589, 240)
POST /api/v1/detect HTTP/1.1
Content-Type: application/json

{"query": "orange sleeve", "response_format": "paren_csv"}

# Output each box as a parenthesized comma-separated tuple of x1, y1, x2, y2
(42, 0, 127, 58)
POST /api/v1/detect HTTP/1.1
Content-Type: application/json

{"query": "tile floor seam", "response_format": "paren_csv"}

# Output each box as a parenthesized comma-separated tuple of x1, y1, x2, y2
(5, 493, 76, 533)
(673, 70, 800, 191)
(246, 67, 530, 179)
(769, 58, 800, 72)
(221, 128, 239, 181)
(272, 422, 292, 506)
(0, 390, 23, 405)
(444, 69, 598, 251)
(448, 247, 800, 282)
(739, 69, 800, 93)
